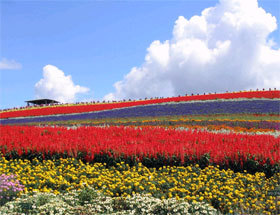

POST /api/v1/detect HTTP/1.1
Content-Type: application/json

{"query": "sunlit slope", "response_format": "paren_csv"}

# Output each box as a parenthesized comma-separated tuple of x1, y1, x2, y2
(1, 90, 279, 119)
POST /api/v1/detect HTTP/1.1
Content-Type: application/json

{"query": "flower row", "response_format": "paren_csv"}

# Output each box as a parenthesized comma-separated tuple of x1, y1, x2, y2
(0, 157, 279, 214)
(1, 90, 279, 119)
(0, 189, 218, 215)
(45, 118, 279, 131)
(1, 125, 279, 173)
(1, 99, 279, 125)
(21, 114, 279, 135)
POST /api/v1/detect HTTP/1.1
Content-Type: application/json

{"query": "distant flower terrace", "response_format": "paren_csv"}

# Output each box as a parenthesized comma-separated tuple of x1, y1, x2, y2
(0, 89, 279, 119)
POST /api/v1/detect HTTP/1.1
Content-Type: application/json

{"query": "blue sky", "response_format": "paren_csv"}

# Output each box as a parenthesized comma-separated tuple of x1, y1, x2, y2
(1, 0, 280, 109)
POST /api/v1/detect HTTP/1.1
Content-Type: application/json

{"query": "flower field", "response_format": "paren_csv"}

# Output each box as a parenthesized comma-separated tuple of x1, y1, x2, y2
(1, 99, 279, 125)
(0, 90, 279, 214)
(1, 90, 279, 119)
(0, 158, 279, 214)
(0, 125, 279, 175)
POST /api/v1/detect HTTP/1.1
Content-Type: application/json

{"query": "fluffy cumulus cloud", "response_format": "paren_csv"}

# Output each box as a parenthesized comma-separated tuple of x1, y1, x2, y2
(35, 65, 89, 103)
(0, 58, 22, 70)
(104, 0, 280, 101)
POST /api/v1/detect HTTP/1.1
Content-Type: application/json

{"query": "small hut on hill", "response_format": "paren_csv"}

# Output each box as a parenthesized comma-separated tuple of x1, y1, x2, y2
(25, 99, 60, 106)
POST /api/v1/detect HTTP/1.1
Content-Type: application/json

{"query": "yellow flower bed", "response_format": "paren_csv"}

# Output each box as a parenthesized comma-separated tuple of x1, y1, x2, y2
(0, 156, 279, 214)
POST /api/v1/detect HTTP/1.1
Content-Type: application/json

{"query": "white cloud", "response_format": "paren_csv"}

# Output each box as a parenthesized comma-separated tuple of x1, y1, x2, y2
(0, 58, 22, 70)
(104, 0, 280, 101)
(35, 65, 90, 103)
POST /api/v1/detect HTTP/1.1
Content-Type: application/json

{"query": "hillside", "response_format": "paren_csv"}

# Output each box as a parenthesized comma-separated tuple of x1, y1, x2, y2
(1, 90, 279, 126)
(0, 90, 280, 214)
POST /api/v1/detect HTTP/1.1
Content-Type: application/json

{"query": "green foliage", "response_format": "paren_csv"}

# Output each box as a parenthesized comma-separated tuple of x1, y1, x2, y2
(77, 186, 100, 206)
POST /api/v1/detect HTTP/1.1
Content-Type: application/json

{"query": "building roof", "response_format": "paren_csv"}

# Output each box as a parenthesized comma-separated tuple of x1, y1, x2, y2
(25, 99, 60, 105)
